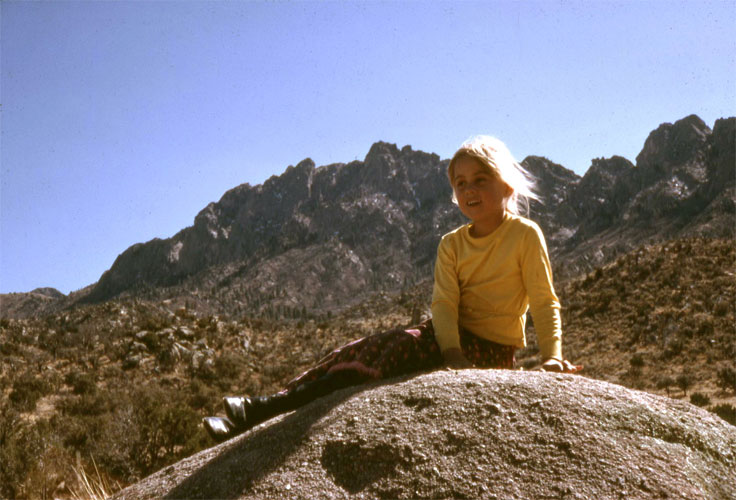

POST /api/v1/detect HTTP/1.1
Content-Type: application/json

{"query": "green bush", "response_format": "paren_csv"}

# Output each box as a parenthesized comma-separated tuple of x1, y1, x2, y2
(676, 374, 693, 396)
(9, 371, 53, 412)
(65, 370, 97, 395)
(661, 337, 683, 360)
(214, 352, 245, 382)
(0, 340, 20, 356)
(155, 341, 178, 372)
(656, 375, 675, 397)
(137, 312, 173, 332)
(629, 353, 645, 368)
(187, 379, 218, 411)
(710, 403, 736, 426)
(59, 392, 112, 416)
(138, 331, 161, 352)
(0, 402, 46, 499)
(689, 392, 710, 407)
(127, 385, 206, 476)
(716, 365, 736, 392)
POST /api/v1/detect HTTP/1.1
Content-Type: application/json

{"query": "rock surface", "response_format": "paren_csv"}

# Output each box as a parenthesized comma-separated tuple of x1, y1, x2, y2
(111, 370, 736, 500)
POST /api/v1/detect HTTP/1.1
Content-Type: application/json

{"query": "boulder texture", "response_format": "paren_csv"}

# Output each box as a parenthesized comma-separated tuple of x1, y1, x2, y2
(111, 370, 736, 500)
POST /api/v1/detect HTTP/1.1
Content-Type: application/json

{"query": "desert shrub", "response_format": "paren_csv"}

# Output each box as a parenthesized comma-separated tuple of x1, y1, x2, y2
(716, 365, 736, 393)
(0, 402, 46, 499)
(137, 312, 173, 332)
(59, 392, 112, 416)
(629, 353, 645, 368)
(625, 365, 642, 381)
(661, 337, 683, 360)
(9, 371, 53, 412)
(59, 415, 95, 449)
(710, 403, 736, 426)
(689, 392, 710, 407)
(65, 370, 97, 395)
(196, 315, 218, 332)
(713, 298, 731, 317)
(214, 352, 246, 383)
(656, 375, 675, 397)
(18, 441, 76, 500)
(58, 408, 137, 482)
(262, 362, 293, 386)
(695, 316, 714, 336)
(155, 341, 178, 372)
(138, 330, 161, 352)
(0, 340, 20, 356)
(121, 355, 141, 371)
(676, 373, 693, 396)
(127, 384, 205, 476)
(187, 379, 218, 411)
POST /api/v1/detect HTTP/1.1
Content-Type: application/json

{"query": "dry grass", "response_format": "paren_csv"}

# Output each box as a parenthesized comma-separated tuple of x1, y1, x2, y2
(70, 455, 120, 500)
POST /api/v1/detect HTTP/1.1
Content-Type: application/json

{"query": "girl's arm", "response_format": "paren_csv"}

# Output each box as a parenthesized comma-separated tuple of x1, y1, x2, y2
(431, 237, 473, 368)
(521, 224, 581, 373)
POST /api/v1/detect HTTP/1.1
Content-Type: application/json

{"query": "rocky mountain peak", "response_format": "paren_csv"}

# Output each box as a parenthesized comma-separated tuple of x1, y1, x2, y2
(636, 114, 711, 170)
(365, 140, 402, 162)
(30, 287, 65, 299)
(577, 156, 635, 197)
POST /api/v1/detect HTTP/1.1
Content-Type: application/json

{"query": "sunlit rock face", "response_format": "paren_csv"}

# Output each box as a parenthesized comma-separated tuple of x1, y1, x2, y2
(111, 370, 736, 500)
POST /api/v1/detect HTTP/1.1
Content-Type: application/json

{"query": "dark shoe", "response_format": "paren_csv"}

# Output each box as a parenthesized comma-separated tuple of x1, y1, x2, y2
(223, 396, 251, 428)
(202, 416, 237, 443)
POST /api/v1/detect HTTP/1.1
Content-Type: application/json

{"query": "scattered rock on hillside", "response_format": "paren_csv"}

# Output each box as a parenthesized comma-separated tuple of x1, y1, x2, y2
(111, 370, 736, 500)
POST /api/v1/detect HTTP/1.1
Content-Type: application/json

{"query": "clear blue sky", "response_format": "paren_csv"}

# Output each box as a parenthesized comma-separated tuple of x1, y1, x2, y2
(1, 0, 734, 295)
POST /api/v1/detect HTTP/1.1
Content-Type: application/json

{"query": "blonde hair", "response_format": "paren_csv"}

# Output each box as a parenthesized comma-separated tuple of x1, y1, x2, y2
(448, 135, 539, 215)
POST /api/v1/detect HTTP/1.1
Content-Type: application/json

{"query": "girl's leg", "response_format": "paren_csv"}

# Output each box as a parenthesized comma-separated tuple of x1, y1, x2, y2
(204, 321, 442, 442)
(204, 368, 373, 442)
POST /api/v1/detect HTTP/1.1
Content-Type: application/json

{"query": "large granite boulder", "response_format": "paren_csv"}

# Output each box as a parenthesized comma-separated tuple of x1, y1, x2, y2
(112, 370, 735, 499)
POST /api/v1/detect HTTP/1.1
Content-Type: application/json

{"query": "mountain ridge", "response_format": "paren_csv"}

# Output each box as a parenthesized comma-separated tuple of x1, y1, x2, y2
(1, 114, 733, 320)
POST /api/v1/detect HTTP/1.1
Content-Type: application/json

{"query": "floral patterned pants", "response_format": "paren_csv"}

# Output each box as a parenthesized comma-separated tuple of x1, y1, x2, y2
(280, 319, 516, 396)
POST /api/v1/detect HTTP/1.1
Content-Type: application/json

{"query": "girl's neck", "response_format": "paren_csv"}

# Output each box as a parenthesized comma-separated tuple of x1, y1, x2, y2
(469, 211, 507, 238)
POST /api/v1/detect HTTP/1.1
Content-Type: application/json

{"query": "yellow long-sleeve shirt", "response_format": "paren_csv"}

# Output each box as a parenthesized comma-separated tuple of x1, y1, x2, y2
(431, 212, 563, 360)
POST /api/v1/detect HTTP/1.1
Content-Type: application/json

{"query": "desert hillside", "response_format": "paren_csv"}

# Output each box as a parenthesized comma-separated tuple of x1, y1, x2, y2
(1, 238, 734, 499)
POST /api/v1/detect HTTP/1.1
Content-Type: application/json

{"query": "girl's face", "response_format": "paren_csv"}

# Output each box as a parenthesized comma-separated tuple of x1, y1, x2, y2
(452, 156, 512, 232)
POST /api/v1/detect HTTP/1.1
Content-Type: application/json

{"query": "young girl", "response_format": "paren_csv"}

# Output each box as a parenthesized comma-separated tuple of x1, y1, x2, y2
(203, 135, 580, 442)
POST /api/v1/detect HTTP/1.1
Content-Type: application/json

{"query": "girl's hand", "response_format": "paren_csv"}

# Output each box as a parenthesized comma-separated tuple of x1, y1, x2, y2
(541, 358, 582, 373)
(442, 348, 474, 369)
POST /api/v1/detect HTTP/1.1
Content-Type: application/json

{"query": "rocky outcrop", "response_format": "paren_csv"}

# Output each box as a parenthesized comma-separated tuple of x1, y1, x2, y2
(80, 144, 462, 313)
(111, 370, 736, 500)
(550, 115, 734, 278)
